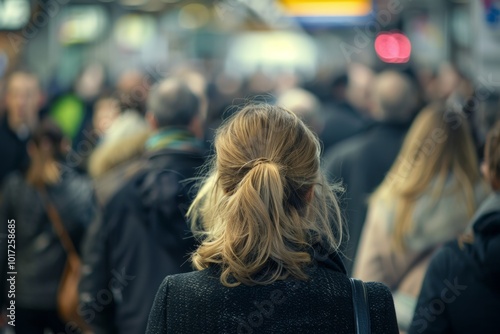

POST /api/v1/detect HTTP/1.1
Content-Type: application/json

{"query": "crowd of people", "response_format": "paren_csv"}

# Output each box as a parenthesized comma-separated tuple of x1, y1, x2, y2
(0, 61, 498, 333)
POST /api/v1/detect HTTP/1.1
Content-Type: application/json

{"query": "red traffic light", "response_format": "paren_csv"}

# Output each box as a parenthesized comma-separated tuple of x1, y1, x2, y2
(374, 32, 411, 63)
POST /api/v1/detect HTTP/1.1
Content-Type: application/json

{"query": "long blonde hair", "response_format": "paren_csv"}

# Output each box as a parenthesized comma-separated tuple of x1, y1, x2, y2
(372, 103, 482, 251)
(484, 120, 500, 187)
(188, 104, 343, 287)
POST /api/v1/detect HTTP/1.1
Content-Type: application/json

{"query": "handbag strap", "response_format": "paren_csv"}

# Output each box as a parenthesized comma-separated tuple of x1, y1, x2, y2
(38, 185, 79, 260)
(350, 278, 371, 334)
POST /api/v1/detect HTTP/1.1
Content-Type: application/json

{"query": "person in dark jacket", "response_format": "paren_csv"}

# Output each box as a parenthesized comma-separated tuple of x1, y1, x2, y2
(408, 121, 500, 334)
(0, 119, 93, 333)
(323, 70, 417, 275)
(146, 104, 398, 334)
(0, 70, 42, 185)
(79, 78, 206, 334)
(319, 72, 367, 152)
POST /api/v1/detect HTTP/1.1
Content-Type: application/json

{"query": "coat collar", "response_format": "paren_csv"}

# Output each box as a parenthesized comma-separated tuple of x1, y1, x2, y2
(472, 191, 500, 235)
(470, 192, 500, 280)
(310, 243, 347, 275)
(204, 243, 348, 284)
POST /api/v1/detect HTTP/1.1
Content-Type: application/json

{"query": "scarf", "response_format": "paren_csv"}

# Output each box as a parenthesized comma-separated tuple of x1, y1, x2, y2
(145, 128, 204, 152)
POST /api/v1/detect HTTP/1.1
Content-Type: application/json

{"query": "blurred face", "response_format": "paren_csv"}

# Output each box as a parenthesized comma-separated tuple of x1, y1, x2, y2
(438, 65, 460, 100)
(92, 98, 120, 135)
(482, 143, 500, 191)
(5, 73, 41, 131)
(482, 159, 500, 191)
(347, 67, 374, 116)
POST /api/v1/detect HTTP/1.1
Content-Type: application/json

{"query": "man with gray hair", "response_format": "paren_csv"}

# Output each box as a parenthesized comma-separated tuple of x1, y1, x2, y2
(277, 87, 323, 134)
(146, 78, 204, 140)
(79, 78, 206, 334)
(324, 70, 418, 275)
(370, 71, 417, 123)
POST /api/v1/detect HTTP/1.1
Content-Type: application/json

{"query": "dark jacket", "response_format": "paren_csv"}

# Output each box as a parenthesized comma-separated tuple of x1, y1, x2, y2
(323, 121, 410, 274)
(146, 249, 399, 334)
(0, 169, 93, 309)
(408, 192, 500, 334)
(319, 103, 367, 153)
(0, 116, 30, 186)
(79, 146, 205, 334)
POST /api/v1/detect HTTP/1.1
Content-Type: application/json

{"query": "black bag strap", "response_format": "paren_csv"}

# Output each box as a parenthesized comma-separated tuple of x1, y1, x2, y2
(37, 185, 79, 260)
(350, 278, 371, 334)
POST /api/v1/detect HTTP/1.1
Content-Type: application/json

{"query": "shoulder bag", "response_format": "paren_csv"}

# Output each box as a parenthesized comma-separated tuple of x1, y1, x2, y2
(350, 278, 371, 334)
(39, 186, 92, 332)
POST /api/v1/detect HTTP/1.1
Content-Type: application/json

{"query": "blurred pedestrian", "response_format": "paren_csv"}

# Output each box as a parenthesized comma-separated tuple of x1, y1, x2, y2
(0, 119, 93, 333)
(65, 93, 122, 176)
(87, 70, 151, 178)
(354, 104, 489, 331)
(79, 78, 206, 334)
(324, 70, 418, 274)
(408, 121, 500, 334)
(48, 64, 107, 156)
(277, 87, 323, 134)
(0, 70, 43, 185)
(319, 72, 367, 152)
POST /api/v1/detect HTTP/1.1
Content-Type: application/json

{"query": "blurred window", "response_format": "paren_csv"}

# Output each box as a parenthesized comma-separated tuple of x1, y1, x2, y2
(59, 6, 108, 45)
(0, 0, 30, 30)
(225, 32, 317, 79)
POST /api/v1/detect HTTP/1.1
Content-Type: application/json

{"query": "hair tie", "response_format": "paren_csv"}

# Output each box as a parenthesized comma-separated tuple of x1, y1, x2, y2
(252, 158, 272, 169)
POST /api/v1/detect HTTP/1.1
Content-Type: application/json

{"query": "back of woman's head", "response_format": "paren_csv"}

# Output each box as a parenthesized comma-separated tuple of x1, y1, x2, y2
(485, 120, 500, 190)
(377, 105, 480, 199)
(189, 104, 342, 286)
(31, 119, 66, 157)
(374, 103, 482, 249)
(27, 118, 67, 186)
(389, 104, 479, 193)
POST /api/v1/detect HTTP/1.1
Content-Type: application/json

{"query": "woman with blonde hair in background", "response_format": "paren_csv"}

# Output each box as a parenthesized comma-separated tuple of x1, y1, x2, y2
(147, 104, 398, 333)
(409, 121, 500, 334)
(354, 103, 489, 332)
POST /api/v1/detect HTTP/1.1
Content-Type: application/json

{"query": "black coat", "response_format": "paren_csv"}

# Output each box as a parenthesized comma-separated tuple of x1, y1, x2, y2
(319, 103, 366, 153)
(0, 169, 93, 309)
(79, 147, 205, 334)
(408, 192, 500, 334)
(323, 121, 410, 274)
(0, 115, 30, 186)
(146, 250, 399, 334)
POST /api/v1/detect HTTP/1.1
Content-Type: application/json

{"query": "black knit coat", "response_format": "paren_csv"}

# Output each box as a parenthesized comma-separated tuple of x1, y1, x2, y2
(146, 248, 399, 334)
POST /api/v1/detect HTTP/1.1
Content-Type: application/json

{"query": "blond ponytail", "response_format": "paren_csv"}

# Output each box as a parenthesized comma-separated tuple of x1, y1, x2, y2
(189, 104, 343, 286)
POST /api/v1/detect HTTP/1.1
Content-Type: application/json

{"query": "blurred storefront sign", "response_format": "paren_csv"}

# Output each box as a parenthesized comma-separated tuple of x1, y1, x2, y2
(225, 31, 317, 79)
(483, 0, 500, 27)
(279, 0, 374, 26)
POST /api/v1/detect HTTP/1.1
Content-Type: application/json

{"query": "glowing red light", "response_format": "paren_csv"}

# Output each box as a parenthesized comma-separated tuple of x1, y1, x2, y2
(374, 32, 411, 63)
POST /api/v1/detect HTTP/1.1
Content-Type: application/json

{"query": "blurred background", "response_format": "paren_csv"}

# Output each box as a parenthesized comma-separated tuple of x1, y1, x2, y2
(2, 0, 500, 150)
(0, 0, 499, 98)
(2, 2, 500, 333)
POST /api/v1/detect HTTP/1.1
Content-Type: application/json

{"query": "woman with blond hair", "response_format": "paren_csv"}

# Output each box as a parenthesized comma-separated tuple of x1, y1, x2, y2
(354, 104, 489, 331)
(409, 121, 500, 333)
(147, 104, 398, 333)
